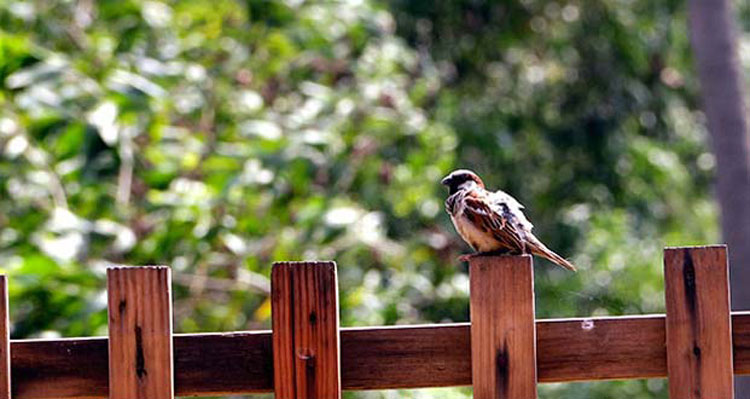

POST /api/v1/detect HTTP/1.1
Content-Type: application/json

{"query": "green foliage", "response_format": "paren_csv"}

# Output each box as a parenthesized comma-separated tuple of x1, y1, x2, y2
(0, 0, 744, 397)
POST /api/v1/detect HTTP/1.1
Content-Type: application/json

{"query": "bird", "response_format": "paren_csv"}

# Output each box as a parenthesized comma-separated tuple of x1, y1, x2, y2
(441, 169, 576, 271)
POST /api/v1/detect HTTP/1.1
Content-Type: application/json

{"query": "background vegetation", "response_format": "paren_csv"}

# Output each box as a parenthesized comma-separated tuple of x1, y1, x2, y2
(1, 0, 749, 397)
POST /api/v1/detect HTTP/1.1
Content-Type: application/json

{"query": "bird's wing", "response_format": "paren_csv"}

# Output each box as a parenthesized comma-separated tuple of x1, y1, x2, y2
(463, 189, 526, 252)
(490, 190, 576, 271)
(445, 191, 461, 216)
(492, 190, 533, 230)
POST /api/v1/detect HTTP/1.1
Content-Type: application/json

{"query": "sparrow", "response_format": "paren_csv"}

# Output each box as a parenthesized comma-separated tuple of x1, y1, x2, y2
(441, 169, 576, 271)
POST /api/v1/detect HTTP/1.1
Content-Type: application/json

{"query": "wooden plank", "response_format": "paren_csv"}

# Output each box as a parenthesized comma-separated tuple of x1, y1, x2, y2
(536, 315, 666, 382)
(664, 246, 734, 398)
(0, 276, 10, 399)
(107, 267, 173, 399)
(732, 311, 750, 375)
(11, 312, 750, 398)
(272, 261, 341, 399)
(340, 323, 471, 390)
(174, 331, 272, 396)
(470, 255, 537, 399)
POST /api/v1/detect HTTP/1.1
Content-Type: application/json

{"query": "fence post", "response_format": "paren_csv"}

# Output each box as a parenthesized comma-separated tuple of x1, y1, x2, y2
(469, 255, 537, 399)
(0, 276, 9, 399)
(664, 246, 733, 398)
(272, 261, 341, 399)
(107, 266, 174, 399)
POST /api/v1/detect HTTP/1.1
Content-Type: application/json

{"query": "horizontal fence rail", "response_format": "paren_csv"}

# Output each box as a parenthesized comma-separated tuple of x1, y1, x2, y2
(7, 312, 750, 398)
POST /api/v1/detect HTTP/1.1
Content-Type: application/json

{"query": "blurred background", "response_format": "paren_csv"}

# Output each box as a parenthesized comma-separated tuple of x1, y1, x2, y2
(2, 0, 750, 398)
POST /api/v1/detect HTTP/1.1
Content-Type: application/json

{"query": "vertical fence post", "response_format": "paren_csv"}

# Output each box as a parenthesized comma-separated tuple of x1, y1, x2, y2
(272, 261, 341, 399)
(664, 245, 733, 398)
(470, 255, 537, 399)
(0, 276, 9, 399)
(107, 266, 174, 399)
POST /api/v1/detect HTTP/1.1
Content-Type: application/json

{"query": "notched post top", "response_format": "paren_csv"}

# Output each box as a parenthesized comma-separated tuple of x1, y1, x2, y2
(664, 244, 728, 251)
(467, 254, 533, 267)
(273, 261, 337, 268)
(107, 265, 171, 271)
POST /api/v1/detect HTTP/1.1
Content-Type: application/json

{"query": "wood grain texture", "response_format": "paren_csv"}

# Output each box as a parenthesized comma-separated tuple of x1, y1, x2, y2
(731, 311, 750, 375)
(0, 276, 9, 399)
(536, 315, 667, 382)
(11, 312, 750, 396)
(107, 266, 173, 399)
(664, 246, 733, 398)
(340, 323, 471, 390)
(470, 255, 537, 399)
(272, 261, 341, 399)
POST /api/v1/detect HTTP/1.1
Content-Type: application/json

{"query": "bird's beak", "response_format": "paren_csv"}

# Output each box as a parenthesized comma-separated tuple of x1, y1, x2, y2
(440, 176, 451, 186)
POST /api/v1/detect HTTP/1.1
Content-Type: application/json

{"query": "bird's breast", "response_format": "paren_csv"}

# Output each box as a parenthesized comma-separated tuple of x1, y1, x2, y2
(451, 212, 504, 253)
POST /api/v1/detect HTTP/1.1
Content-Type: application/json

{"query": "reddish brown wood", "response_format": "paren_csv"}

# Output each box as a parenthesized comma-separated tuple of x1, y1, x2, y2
(272, 261, 341, 399)
(664, 246, 733, 398)
(470, 255, 537, 399)
(0, 276, 9, 399)
(107, 267, 173, 399)
(732, 311, 750, 375)
(536, 315, 667, 382)
(340, 323, 470, 390)
(9, 313, 750, 398)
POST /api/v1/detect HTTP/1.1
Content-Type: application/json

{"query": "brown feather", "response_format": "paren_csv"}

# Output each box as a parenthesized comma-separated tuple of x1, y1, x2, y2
(525, 233, 577, 271)
(442, 171, 576, 272)
(463, 191, 526, 254)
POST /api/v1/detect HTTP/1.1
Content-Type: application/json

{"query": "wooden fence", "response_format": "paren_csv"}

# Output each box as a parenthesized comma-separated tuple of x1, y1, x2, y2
(0, 245, 743, 398)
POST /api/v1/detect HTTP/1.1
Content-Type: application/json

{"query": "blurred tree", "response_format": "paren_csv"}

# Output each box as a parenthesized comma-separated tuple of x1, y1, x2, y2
(0, 0, 746, 397)
(688, 0, 750, 394)
(0, 0, 457, 340)
(389, 0, 720, 396)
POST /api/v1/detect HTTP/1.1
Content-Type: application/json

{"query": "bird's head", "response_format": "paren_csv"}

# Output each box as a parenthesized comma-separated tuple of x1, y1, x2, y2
(441, 169, 485, 194)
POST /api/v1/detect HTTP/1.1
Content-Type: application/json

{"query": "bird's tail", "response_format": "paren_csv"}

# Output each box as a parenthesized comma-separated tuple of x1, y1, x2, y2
(526, 234, 577, 272)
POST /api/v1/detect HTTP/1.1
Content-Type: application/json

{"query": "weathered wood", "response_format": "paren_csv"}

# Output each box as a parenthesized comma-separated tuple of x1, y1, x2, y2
(664, 246, 734, 398)
(107, 267, 173, 399)
(272, 261, 341, 399)
(11, 312, 750, 398)
(732, 311, 750, 375)
(536, 315, 667, 382)
(340, 323, 471, 390)
(0, 276, 10, 399)
(470, 255, 537, 399)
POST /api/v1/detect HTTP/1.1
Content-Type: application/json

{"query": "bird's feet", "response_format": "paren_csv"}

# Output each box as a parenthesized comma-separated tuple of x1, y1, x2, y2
(458, 250, 515, 262)
(458, 253, 477, 262)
